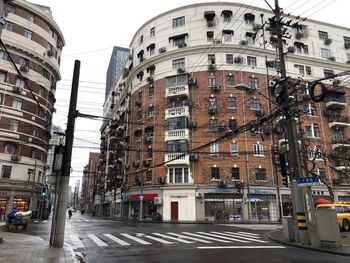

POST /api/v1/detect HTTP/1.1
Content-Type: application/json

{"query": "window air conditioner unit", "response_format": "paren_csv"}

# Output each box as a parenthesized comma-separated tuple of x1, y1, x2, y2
(47, 50, 53, 57)
(11, 155, 21, 161)
(178, 43, 187, 48)
(210, 85, 220, 92)
(196, 192, 204, 198)
(188, 78, 197, 86)
(234, 56, 243, 64)
(13, 86, 21, 93)
(147, 76, 153, 83)
(208, 64, 216, 71)
(213, 39, 222, 44)
(239, 40, 247, 45)
(177, 68, 186, 74)
(190, 154, 199, 161)
(154, 197, 163, 205)
(345, 43, 350, 49)
(159, 47, 166, 53)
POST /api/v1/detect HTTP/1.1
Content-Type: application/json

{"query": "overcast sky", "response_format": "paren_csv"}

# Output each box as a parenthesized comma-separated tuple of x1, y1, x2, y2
(28, 0, 348, 187)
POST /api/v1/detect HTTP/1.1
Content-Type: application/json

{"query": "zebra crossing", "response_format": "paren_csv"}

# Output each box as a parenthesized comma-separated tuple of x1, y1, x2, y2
(69, 230, 283, 249)
(32, 219, 115, 223)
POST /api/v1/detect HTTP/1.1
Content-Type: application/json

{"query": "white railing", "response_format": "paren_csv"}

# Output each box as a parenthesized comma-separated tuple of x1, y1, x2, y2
(165, 153, 189, 166)
(165, 106, 189, 119)
(165, 129, 189, 141)
(165, 85, 189, 98)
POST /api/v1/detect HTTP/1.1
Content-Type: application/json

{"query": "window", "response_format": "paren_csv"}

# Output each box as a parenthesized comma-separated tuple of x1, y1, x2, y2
(6, 5, 16, 14)
(39, 86, 45, 97)
(209, 96, 217, 110)
(5, 21, 13, 32)
(249, 77, 258, 89)
(324, 69, 334, 78)
(147, 147, 153, 159)
(229, 119, 237, 130)
(15, 78, 25, 89)
(148, 106, 154, 118)
(26, 13, 34, 22)
(332, 129, 345, 142)
(295, 64, 305, 75)
(227, 74, 234, 86)
(231, 143, 238, 155)
(148, 85, 154, 97)
(246, 32, 255, 45)
(33, 128, 38, 137)
(1, 165, 12, 179)
(223, 12, 232, 22)
(232, 167, 240, 180)
(306, 103, 317, 116)
(172, 16, 185, 28)
(208, 75, 216, 86)
(321, 48, 331, 59)
(294, 42, 308, 54)
(10, 119, 19, 132)
(4, 143, 15, 154)
(305, 66, 312, 75)
(27, 169, 34, 181)
(168, 167, 189, 183)
(24, 29, 33, 39)
(318, 31, 328, 40)
(308, 147, 324, 160)
(211, 167, 220, 180)
(207, 31, 214, 41)
(255, 168, 266, 180)
(0, 72, 6, 83)
(209, 119, 218, 132)
(166, 139, 187, 153)
(344, 36, 350, 46)
(173, 36, 186, 47)
(165, 74, 188, 87)
(347, 53, 350, 62)
(227, 97, 236, 108)
(167, 116, 187, 130)
(247, 56, 257, 67)
(250, 98, 261, 110)
(172, 58, 185, 69)
(253, 143, 264, 156)
(223, 30, 233, 41)
(210, 142, 219, 155)
(208, 54, 216, 64)
(306, 124, 320, 138)
(226, 54, 234, 64)
(19, 57, 28, 67)
(12, 98, 22, 110)
(0, 51, 8, 60)
(150, 27, 155, 37)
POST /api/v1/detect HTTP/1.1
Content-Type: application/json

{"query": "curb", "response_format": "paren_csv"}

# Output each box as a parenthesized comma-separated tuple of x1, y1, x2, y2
(267, 230, 350, 257)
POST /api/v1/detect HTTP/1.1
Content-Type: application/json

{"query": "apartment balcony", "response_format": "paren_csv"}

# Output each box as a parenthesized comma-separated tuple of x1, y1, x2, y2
(165, 129, 189, 141)
(325, 96, 347, 109)
(165, 106, 190, 119)
(165, 84, 189, 98)
(328, 116, 350, 129)
(331, 138, 350, 149)
(164, 153, 189, 166)
(333, 159, 350, 171)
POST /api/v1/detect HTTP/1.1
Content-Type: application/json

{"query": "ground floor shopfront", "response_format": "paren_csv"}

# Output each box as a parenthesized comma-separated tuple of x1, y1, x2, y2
(0, 190, 37, 220)
(103, 185, 350, 222)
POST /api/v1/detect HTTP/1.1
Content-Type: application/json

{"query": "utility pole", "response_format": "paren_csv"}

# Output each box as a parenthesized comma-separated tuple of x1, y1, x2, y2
(50, 60, 80, 247)
(274, 0, 309, 244)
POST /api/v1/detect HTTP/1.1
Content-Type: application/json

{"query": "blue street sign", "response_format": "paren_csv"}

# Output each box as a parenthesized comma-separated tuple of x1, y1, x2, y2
(296, 176, 320, 187)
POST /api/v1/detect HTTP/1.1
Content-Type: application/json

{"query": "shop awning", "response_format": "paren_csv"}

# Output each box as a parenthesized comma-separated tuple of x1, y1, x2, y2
(204, 11, 216, 19)
(130, 193, 158, 202)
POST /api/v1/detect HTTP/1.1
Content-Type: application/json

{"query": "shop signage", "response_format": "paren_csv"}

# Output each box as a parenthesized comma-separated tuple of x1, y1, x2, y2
(208, 188, 236, 194)
(130, 193, 158, 202)
(0, 191, 9, 197)
(249, 189, 275, 195)
(139, 194, 144, 201)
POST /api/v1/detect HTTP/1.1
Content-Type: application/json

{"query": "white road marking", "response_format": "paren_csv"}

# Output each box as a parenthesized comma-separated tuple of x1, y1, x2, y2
(182, 232, 231, 243)
(33, 220, 39, 223)
(152, 233, 194, 244)
(70, 234, 85, 248)
(87, 234, 108, 247)
(166, 232, 212, 243)
(76, 220, 82, 222)
(213, 232, 267, 243)
(237, 231, 260, 236)
(83, 219, 90, 222)
(104, 234, 130, 246)
(120, 233, 151, 245)
(43, 220, 47, 223)
(197, 245, 285, 249)
(144, 235, 173, 244)
(196, 232, 249, 243)
(91, 219, 98, 222)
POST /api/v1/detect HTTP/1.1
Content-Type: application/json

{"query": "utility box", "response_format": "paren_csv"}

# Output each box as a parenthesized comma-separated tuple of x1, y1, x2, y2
(282, 216, 295, 242)
(315, 209, 341, 247)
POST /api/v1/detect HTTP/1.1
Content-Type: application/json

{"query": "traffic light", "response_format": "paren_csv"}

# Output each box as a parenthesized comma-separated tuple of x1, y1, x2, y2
(120, 187, 125, 199)
(42, 186, 47, 197)
(279, 153, 290, 187)
(235, 181, 243, 195)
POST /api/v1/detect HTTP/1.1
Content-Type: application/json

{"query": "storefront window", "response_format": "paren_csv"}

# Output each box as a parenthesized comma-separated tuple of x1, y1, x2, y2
(249, 194, 277, 222)
(13, 198, 29, 212)
(204, 193, 242, 222)
(0, 199, 7, 220)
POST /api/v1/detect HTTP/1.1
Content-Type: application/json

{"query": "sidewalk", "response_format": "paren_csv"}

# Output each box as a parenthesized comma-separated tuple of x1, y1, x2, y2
(268, 229, 350, 257)
(0, 222, 75, 263)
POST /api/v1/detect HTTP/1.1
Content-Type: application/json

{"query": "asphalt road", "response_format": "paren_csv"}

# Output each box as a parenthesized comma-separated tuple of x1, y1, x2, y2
(27, 212, 350, 263)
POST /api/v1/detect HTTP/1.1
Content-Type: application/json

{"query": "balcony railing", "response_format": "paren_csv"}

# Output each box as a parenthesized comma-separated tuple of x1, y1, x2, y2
(165, 85, 189, 98)
(165, 129, 189, 141)
(325, 96, 347, 108)
(331, 138, 350, 149)
(328, 116, 350, 128)
(164, 153, 189, 166)
(165, 106, 190, 119)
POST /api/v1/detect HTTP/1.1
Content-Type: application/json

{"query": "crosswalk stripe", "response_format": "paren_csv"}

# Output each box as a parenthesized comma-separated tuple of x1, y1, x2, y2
(237, 231, 260, 236)
(104, 234, 130, 246)
(182, 232, 231, 243)
(87, 234, 108, 247)
(197, 232, 249, 243)
(76, 219, 82, 222)
(83, 219, 90, 222)
(152, 233, 193, 244)
(70, 234, 85, 248)
(166, 232, 212, 243)
(197, 245, 285, 249)
(225, 231, 264, 241)
(143, 235, 173, 244)
(120, 233, 151, 245)
(33, 220, 39, 223)
(91, 219, 98, 222)
(212, 232, 267, 243)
